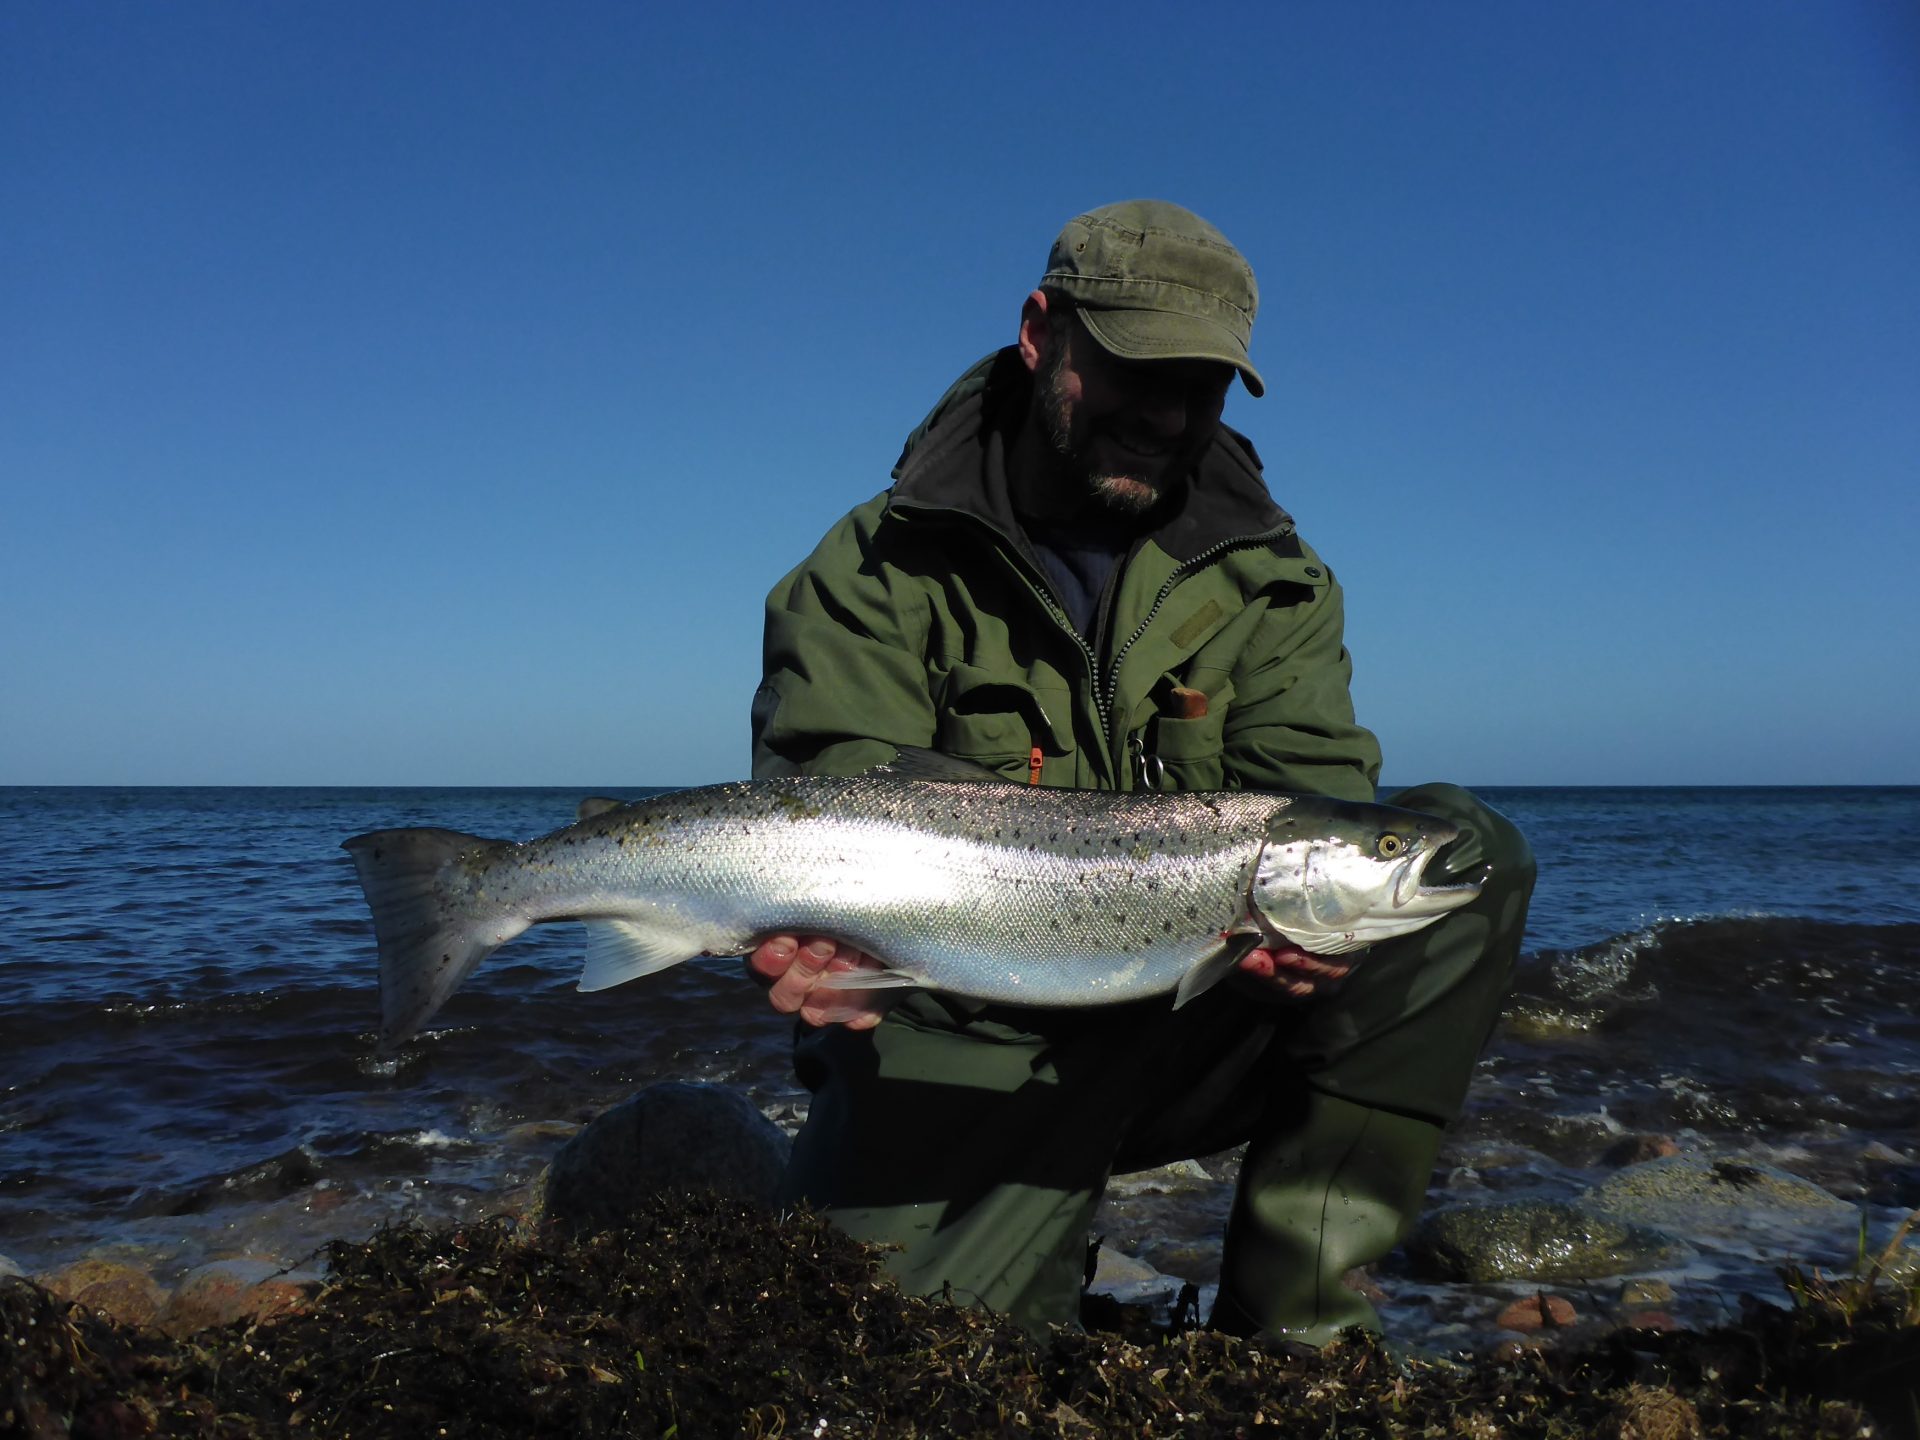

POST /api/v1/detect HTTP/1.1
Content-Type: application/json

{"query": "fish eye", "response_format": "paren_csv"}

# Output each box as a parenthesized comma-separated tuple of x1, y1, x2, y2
(1376, 833, 1406, 858)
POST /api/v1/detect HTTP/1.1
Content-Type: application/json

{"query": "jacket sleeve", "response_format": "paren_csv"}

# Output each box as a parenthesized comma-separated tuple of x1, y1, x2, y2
(1221, 568, 1384, 803)
(751, 502, 937, 779)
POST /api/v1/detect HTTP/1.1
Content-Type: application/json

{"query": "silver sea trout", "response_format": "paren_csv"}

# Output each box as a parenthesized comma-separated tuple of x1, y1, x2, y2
(342, 752, 1482, 1046)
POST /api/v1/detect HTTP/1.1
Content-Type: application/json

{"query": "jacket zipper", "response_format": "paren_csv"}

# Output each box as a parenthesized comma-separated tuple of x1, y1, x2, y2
(1100, 523, 1296, 779)
(896, 503, 1295, 786)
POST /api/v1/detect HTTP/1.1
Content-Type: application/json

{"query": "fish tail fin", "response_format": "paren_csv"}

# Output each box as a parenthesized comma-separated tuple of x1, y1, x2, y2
(341, 827, 528, 1048)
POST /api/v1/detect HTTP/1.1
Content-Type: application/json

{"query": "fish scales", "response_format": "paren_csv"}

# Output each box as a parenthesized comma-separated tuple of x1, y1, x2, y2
(475, 777, 1271, 1000)
(343, 760, 1482, 1045)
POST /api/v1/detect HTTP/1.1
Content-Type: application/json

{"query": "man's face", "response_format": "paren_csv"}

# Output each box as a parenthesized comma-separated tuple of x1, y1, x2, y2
(1035, 311, 1235, 516)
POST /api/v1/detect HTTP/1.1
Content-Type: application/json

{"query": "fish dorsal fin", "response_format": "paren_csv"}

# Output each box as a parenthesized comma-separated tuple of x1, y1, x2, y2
(873, 746, 1021, 784)
(1172, 929, 1265, 1009)
(577, 796, 626, 822)
(578, 919, 698, 992)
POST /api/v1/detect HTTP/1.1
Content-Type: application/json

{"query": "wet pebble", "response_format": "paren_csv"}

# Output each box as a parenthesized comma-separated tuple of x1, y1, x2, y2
(158, 1258, 321, 1336)
(1601, 1134, 1680, 1168)
(1106, 1159, 1214, 1196)
(1619, 1309, 1679, 1332)
(1086, 1246, 1182, 1308)
(39, 1257, 167, 1327)
(1408, 1198, 1688, 1283)
(1620, 1277, 1674, 1307)
(1497, 1293, 1577, 1332)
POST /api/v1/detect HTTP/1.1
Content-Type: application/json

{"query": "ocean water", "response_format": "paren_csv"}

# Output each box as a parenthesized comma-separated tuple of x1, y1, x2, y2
(2, 784, 1917, 1333)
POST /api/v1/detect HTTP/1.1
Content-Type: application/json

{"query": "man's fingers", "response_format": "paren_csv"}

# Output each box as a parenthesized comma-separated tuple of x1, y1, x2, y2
(756, 936, 890, 1025)
(1243, 946, 1350, 979)
(766, 938, 837, 1013)
(747, 934, 800, 982)
(1234, 945, 1354, 1002)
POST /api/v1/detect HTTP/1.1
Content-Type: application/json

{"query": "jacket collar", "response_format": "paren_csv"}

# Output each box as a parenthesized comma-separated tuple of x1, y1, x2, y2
(886, 347, 1296, 565)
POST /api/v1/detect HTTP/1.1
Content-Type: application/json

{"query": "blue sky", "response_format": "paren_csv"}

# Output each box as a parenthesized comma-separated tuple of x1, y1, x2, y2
(4, 2, 1915, 786)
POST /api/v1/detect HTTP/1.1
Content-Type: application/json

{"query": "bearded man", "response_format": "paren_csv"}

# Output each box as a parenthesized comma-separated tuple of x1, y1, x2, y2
(746, 200, 1535, 1342)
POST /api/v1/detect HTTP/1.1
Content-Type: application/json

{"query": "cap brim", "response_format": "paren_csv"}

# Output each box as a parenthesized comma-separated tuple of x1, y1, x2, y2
(1078, 308, 1265, 398)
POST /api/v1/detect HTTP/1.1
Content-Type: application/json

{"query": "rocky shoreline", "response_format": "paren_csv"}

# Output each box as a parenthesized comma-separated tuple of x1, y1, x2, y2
(6, 1193, 1917, 1438)
(6, 1083, 1918, 1436)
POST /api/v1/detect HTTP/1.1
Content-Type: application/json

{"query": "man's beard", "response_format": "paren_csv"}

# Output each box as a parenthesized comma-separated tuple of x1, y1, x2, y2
(1037, 344, 1166, 518)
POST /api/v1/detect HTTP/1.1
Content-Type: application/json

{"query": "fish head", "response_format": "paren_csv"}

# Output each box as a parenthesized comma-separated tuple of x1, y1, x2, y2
(1247, 797, 1484, 956)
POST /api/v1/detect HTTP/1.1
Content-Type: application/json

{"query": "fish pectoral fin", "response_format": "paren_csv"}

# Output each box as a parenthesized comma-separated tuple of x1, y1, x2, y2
(578, 919, 699, 992)
(1172, 930, 1265, 1010)
(810, 967, 929, 991)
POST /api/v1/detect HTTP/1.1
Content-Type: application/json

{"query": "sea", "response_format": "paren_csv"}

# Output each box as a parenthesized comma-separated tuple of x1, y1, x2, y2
(3, 784, 1918, 1340)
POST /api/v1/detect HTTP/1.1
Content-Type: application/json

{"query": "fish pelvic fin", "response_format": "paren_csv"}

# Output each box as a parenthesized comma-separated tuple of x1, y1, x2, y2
(811, 967, 928, 991)
(579, 919, 702, 992)
(1173, 930, 1265, 1010)
(341, 827, 527, 1049)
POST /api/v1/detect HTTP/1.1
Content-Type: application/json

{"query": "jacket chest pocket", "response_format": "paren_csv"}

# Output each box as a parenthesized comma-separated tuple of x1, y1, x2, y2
(933, 663, 1066, 780)
(1138, 676, 1234, 791)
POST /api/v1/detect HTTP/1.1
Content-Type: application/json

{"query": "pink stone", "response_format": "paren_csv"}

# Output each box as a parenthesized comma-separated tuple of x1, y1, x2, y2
(1497, 1293, 1577, 1332)
(1620, 1309, 1679, 1332)
(156, 1258, 319, 1337)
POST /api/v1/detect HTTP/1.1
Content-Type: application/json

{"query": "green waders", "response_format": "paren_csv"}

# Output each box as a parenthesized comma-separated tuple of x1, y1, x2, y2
(778, 783, 1535, 1339)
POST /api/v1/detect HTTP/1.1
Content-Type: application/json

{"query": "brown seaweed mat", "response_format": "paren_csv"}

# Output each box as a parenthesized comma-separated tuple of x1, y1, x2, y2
(4, 1193, 1914, 1438)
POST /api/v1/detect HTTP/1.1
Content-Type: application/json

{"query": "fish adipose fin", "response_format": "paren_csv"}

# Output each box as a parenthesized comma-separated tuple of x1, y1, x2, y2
(579, 919, 703, 992)
(576, 796, 626, 822)
(1173, 930, 1265, 1010)
(341, 828, 529, 1049)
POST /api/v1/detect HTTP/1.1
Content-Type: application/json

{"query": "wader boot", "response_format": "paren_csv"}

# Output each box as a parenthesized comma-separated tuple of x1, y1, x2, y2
(1209, 1089, 1442, 1344)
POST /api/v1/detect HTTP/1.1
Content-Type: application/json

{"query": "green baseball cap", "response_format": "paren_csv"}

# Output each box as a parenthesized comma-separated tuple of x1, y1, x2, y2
(1041, 199, 1264, 397)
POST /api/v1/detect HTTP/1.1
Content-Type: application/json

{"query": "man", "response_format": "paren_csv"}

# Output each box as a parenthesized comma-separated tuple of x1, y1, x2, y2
(746, 200, 1534, 1342)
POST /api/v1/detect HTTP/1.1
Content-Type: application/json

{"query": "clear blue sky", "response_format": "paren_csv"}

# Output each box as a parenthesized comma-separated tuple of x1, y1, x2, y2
(4, 2, 1915, 786)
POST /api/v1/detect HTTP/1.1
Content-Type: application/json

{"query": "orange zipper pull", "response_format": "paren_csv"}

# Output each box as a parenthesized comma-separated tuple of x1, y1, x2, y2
(1027, 745, 1044, 785)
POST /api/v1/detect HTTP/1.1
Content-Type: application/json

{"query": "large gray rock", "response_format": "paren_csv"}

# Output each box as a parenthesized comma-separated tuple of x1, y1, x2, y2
(1408, 1198, 1689, 1283)
(0, 1254, 23, 1281)
(542, 1082, 791, 1235)
(1587, 1155, 1852, 1223)
(1586, 1155, 1860, 1265)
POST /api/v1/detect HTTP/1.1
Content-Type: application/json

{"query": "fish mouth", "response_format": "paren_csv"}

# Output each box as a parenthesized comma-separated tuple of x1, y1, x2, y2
(1391, 846, 1488, 911)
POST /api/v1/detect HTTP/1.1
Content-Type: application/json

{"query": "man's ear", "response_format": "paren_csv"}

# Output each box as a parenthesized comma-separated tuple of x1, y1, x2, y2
(1017, 289, 1053, 374)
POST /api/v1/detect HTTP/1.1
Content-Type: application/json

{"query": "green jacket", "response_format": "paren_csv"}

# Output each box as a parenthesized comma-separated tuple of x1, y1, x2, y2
(752, 349, 1382, 801)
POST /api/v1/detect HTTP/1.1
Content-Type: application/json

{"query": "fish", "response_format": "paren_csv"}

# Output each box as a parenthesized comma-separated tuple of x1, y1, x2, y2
(341, 751, 1483, 1046)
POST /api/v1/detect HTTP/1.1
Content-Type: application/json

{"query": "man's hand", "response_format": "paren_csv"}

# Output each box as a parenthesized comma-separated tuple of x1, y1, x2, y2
(747, 935, 892, 1029)
(1234, 942, 1353, 1001)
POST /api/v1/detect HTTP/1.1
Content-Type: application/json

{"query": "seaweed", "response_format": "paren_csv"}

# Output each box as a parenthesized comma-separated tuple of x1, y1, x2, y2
(3, 1192, 1913, 1438)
